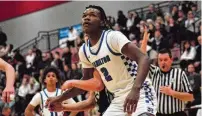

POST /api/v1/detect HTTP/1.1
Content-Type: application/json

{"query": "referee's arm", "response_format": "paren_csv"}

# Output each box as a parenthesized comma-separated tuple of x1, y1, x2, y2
(171, 71, 194, 102)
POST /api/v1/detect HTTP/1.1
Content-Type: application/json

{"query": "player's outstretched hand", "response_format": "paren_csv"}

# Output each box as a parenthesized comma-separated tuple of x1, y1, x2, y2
(46, 97, 62, 111)
(48, 101, 64, 112)
(123, 88, 140, 114)
(61, 80, 73, 91)
(2, 85, 15, 103)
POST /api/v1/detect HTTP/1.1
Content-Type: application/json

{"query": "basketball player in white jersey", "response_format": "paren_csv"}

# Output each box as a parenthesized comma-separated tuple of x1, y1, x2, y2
(0, 58, 15, 103)
(46, 5, 157, 116)
(25, 66, 77, 116)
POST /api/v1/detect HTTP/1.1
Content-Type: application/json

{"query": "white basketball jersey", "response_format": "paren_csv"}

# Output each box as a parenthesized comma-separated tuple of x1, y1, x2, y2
(81, 30, 139, 97)
(39, 88, 64, 116)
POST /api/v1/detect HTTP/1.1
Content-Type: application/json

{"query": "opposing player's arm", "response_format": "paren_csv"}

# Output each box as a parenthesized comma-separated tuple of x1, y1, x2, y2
(140, 30, 157, 79)
(62, 69, 104, 91)
(0, 58, 15, 102)
(62, 92, 96, 112)
(54, 46, 95, 102)
(0, 58, 15, 88)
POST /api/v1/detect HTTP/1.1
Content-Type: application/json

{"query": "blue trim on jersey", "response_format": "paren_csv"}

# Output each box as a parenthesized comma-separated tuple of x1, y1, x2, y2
(55, 112, 58, 116)
(39, 92, 43, 111)
(43, 89, 48, 98)
(82, 44, 90, 62)
(88, 30, 106, 55)
(105, 30, 122, 56)
(51, 112, 54, 116)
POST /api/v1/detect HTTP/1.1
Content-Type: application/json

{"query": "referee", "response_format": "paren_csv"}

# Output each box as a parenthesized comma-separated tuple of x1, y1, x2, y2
(149, 49, 194, 116)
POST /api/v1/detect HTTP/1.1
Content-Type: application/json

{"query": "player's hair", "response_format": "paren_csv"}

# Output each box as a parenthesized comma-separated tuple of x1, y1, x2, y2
(159, 48, 172, 58)
(85, 5, 112, 30)
(42, 66, 61, 86)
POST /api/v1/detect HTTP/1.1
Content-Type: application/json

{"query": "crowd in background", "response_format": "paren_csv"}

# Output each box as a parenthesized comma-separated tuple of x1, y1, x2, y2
(0, 1, 201, 116)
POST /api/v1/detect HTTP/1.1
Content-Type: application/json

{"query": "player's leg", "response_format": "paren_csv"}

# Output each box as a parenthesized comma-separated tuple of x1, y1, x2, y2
(103, 101, 126, 116)
(103, 93, 129, 116)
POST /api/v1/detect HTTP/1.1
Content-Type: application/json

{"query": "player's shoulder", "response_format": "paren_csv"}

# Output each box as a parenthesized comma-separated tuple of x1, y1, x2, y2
(105, 30, 123, 38)
(78, 43, 87, 56)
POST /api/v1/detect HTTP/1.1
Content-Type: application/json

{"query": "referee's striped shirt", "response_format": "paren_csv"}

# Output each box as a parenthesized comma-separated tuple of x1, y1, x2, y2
(149, 65, 193, 114)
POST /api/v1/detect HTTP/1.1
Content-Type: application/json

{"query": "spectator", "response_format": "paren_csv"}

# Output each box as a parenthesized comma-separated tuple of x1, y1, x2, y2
(117, 10, 127, 29)
(148, 22, 155, 38)
(177, 10, 186, 27)
(62, 63, 72, 82)
(177, 10, 187, 41)
(32, 47, 43, 79)
(191, 4, 200, 18)
(171, 5, 179, 21)
(155, 22, 167, 37)
(1, 107, 11, 116)
(185, 11, 199, 40)
(16, 77, 29, 115)
(66, 26, 78, 48)
(194, 36, 201, 72)
(167, 17, 180, 44)
(51, 51, 63, 71)
(126, 11, 134, 31)
(62, 47, 72, 67)
(71, 47, 79, 64)
(107, 16, 116, 27)
(186, 63, 201, 116)
(149, 30, 169, 52)
(42, 52, 53, 67)
(155, 16, 165, 26)
(146, 4, 157, 21)
(113, 23, 121, 31)
(181, 1, 194, 15)
(25, 49, 35, 74)
(70, 63, 82, 80)
(180, 41, 196, 70)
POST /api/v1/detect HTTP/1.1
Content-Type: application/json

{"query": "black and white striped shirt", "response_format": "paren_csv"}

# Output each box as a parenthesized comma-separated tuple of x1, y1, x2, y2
(149, 65, 193, 114)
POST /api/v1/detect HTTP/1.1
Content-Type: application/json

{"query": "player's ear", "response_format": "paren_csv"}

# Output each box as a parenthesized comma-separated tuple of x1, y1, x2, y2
(44, 78, 47, 84)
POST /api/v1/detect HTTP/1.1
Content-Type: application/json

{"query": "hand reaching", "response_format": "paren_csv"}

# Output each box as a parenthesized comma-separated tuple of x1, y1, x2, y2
(2, 86, 15, 103)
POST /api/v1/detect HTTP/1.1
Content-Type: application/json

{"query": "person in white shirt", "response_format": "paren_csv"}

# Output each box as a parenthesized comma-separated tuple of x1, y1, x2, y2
(25, 66, 77, 116)
(180, 40, 196, 70)
(26, 49, 35, 74)
(66, 27, 79, 48)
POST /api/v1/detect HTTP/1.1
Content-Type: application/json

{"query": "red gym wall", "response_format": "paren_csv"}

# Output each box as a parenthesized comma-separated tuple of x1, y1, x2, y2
(0, 1, 67, 22)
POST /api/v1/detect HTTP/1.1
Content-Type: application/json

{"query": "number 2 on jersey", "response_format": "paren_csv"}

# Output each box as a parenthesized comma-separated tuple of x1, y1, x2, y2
(100, 67, 113, 82)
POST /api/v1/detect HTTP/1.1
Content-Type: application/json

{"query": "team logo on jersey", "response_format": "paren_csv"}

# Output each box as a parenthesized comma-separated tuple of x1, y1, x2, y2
(92, 55, 111, 67)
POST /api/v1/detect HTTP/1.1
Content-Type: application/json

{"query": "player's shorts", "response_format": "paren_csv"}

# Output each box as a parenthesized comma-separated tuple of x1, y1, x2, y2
(103, 79, 157, 116)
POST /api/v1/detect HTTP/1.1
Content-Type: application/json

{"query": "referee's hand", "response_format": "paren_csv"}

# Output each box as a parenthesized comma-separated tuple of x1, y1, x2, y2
(123, 87, 140, 114)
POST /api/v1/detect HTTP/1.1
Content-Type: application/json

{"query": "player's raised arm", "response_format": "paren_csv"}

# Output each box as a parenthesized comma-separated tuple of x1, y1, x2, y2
(0, 58, 15, 103)
(140, 27, 150, 54)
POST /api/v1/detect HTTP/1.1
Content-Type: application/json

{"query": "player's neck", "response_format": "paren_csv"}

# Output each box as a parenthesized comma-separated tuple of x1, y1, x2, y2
(88, 29, 103, 46)
(46, 85, 56, 92)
